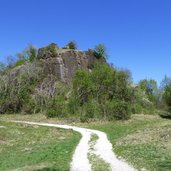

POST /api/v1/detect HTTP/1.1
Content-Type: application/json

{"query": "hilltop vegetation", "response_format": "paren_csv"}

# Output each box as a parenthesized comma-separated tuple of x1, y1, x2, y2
(0, 41, 171, 121)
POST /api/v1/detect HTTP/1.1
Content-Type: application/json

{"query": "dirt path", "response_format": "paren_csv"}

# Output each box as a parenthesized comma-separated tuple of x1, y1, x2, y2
(12, 121, 136, 171)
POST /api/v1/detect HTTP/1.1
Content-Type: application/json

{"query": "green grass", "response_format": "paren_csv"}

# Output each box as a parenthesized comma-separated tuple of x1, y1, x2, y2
(0, 121, 81, 171)
(1, 114, 171, 170)
(88, 134, 110, 171)
(83, 114, 171, 171)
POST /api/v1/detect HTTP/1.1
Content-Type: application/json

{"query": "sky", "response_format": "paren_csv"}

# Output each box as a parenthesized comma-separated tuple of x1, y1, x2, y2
(0, 0, 171, 85)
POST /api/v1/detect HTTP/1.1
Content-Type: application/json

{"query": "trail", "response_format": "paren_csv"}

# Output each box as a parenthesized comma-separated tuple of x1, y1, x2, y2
(12, 121, 136, 171)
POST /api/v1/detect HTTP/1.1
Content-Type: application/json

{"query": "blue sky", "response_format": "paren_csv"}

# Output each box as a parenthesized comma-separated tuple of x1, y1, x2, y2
(0, 0, 171, 84)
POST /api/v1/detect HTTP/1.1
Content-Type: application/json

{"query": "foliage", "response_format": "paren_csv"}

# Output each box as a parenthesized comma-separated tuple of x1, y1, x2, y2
(0, 61, 43, 114)
(159, 76, 171, 112)
(105, 100, 131, 120)
(17, 44, 38, 62)
(38, 43, 59, 59)
(0, 62, 6, 71)
(138, 79, 158, 97)
(94, 44, 108, 59)
(46, 96, 67, 118)
(1, 41, 168, 120)
(163, 84, 171, 111)
(67, 41, 77, 50)
(71, 63, 133, 120)
(135, 79, 161, 113)
(160, 75, 171, 89)
(14, 59, 27, 67)
(28, 45, 37, 62)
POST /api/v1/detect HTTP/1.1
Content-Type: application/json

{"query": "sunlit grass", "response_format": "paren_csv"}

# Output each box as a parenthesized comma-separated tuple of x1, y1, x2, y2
(0, 121, 81, 171)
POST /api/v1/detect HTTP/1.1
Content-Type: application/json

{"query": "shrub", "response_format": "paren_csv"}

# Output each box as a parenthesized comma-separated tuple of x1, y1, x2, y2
(16, 44, 38, 62)
(14, 59, 27, 67)
(46, 95, 67, 118)
(163, 85, 171, 111)
(22, 99, 35, 114)
(67, 41, 77, 50)
(67, 96, 80, 115)
(131, 103, 143, 114)
(80, 115, 89, 123)
(94, 44, 108, 59)
(46, 109, 57, 118)
(83, 100, 100, 119)
(37, 43, 59, 59)
(105, 100, 131, 120)
(28, 45, 37, 62)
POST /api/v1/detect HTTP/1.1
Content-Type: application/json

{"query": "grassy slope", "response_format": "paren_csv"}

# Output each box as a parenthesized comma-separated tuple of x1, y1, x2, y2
(83, 115, 171, 171)
(0, 121, 81, 171)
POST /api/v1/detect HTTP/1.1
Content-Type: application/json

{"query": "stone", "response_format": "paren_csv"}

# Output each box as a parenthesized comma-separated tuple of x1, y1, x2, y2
(37, 43, 102, 82)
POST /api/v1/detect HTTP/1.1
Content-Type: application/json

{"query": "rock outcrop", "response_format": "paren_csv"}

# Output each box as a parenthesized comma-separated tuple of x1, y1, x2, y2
(37, 43, 101, 82)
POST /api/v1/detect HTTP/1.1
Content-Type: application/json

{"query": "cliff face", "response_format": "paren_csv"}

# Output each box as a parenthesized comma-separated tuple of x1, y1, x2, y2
(37, 43, 100, 82)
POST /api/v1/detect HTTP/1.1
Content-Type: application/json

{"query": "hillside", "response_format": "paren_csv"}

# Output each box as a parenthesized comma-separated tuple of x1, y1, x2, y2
(0, 42, 171, 121)
(0, 43, 105, 115)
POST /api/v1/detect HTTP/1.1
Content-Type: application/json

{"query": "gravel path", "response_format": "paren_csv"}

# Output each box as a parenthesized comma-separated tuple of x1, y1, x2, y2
(12, 121, 136, 171)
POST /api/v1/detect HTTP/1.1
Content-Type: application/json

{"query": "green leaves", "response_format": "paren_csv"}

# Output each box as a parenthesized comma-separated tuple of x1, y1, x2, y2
(16, 44, 38, 62)
(71, 63, 133, 120)
(94, 44, 108, 59)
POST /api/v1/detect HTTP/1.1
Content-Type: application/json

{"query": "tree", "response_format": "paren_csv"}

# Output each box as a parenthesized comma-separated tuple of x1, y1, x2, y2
(163, 84, 171, 111)
(161, 76, 171, 111)
(160, 75, 171, 90)
(67, 41, 77, 50)
(16, 44, 37, 62)
(27, 45, 37, 62)
(94, 44, 108, 59)
(0, 62, 5, 71)
(72, 69, 93, 105)
(71, 63, 133, 120)
(138, 79, 158, 96)
(6, 55, 15, 67)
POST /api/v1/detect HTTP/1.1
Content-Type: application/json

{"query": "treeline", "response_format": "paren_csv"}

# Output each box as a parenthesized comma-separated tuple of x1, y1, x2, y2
(0, 42, 171, 121)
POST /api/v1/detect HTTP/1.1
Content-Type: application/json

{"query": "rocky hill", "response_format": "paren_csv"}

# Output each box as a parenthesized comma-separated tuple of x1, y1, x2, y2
(0, 43, 104, 114)
(37, 43, 102, 82)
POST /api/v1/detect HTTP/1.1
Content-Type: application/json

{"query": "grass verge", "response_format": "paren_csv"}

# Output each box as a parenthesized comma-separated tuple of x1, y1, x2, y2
(88, 134, 110, 171)
(0, 121, 81, 171)
(83, 114, 171, 171)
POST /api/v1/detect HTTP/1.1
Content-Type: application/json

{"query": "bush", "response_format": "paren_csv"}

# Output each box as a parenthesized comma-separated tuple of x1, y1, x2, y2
(163, 85, 171, 111)
(131, 103, 143, 114)
(37, 43, 59, 59)
(22, 99, 36, 114)
(94, 44, 108, 59)
(46, 109, 57, 118)
(46, 95, 67, 118)
(14, 59, 27, 67)
(67, 96, 80, 115)
(67, 41, 77, 50)
(83, 100, 100, 119)
(105, 100, 131, 120)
